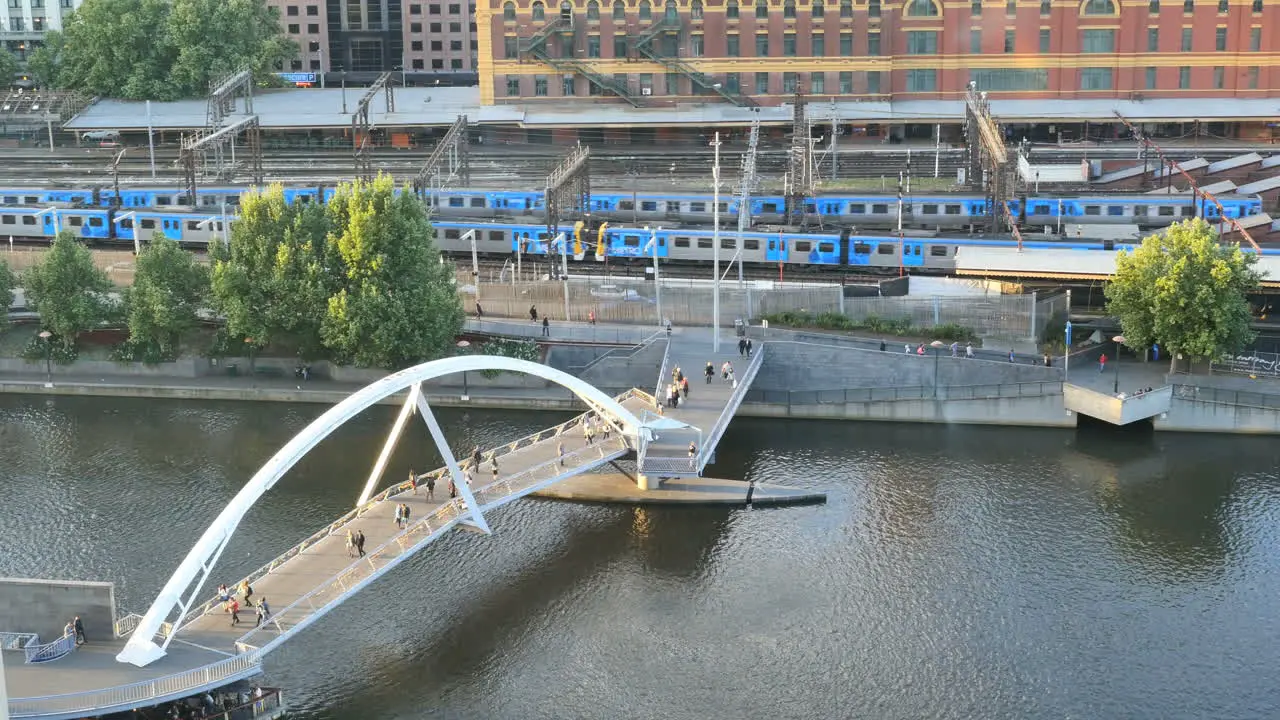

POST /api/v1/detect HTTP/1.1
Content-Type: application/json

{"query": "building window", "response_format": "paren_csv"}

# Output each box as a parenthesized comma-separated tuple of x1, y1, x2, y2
(1039, 28, 1050, 51)
(810, 72, 824, 93)
(448, 3, 460, 13)
(410, 21, 423, 31)
(412, 40, 424, 51)
(690, 34, 703, 56)
(588, 35, 601, 56)
(1252, 0, 1261, 11)
(615, 35, 628, 56)
(1080, 67, 1113, 88)
(532, 1, 544, 20)
(290, 60, 302, 70)
(1215, 27, 1226, 51)
(869, 0, 880, 17)
(726, 34, 739, 55)
(906, 30, 937, 54)
(1217, 0, 1226, 11)
(1147, 27, 1159, 51)
(1247, 65, 1258, 88)
(868, 33, 880, 54)
(813, 0, 824, 17)
(535, 75, 548, 95)
(971, 0, 981, 15)
(1081, 29, 1115, 52)
(783, 32, 796, 55)
(868, 71, 881, 93)
(755, 71, 769, 93)
(413, 59, 426, 69)
(666, 72, 679, 94)
(1004, 29, 1014, 52)
(613, 0, 625, 19)
(430, 41, 441, 50)
(726, 73, 740, 92)
(664, 0, 677, 21)
(639, 73, 653, 92)
(970, 68, 1049, 90)
(503, 36, 517, 57)
(727, 0, 739, 17)
(1145, 66, 1157, 88)
(906, 0, 937, 15)
(587, 0, 599, 19)
(840, 32, 853, 54)
(812, 34, 824, 55)
(782, 72, 798, 92)
(1250, 26, 1261, 50)
(1082, 0, 1115, 13)
(563, 76, 575, 95)
(307, 5, 318, 14)
(308, 23, 319, 32)
(1183, 0, 1193, 12)
(1005, 0, 1015, 15)
(906, 68, 936, 91)
(430, 22, 441, 31)
(287, 5, 298, 15)
(1149, 0, 1159, 9)
(1181, 27, 1192, 50)
(432, 59, 444, 68)
(1178, 65, 1190, 87)
(450, 40, 462, 50)
(784, 0, 796, 17)
(839, 71, 853, 92)
(756, 1, 768, 18)
(1212, 65, 1224, 87)
(1040, 0, 1050, 14)
(692, 0, 703, 17)
(756, 33, 769, 55)
(971, 29, 982, 52)
(287, 23, 299, 33)
(639, 0, 650, 20)
(841, 0, 852, 16)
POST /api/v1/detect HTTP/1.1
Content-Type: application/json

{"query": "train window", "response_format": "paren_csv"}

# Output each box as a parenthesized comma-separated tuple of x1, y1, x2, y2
(721, 238, 735, 249)
(762, 202, 780, 213)
(718, 202, 729, 213)
(201, 196, 218, 207)
(186, 221, 200, 231)
(877, 243, 895, 254)
(743, 239, 759, 250)
(619, 200, 634, 211)
(157, 197, 172, 206)
(444, 229, 461, 239)
(119, 218, 133, 229)
(852, 242, 871, 255)
(1158, 206, 1174, 216)
(624, 236, 641, 247)
(641, 201, 658, 211)
(674, 237, 690, 247)
(1177, 206, 1190, 216)
(23, 196, 37, 204)
(818, 242, 835, 253)
(1108, 206, 1124, 216)
(469, 198, 485, 208)
(848, 203, 865, 214)
(0, 215, 11, 224)
(226, 197, 240, 207)
(2, 196, 15, 204)
(141, 219, 156, 229)
(793, 241, 812, 252)
(922, 204, 938, 214)
(945, 204, 961, 215)
(930, 245, 948, 257)
(176, 195, 191, 206)
(22, 216, 34, 225)
(690, 202, 706, 212)
(666, 202, 680, 213)
(488, 231, 505, 242)
(1084, 205, 1101, 215)
(697, 238, 713, 248)
(69, 216, 83, 227)
(1032, 203, 1050, 215)
(448, 197, 465, 207)
(871, 204, 888, 214)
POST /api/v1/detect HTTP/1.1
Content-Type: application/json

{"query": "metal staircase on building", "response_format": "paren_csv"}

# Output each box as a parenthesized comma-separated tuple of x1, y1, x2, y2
(521, 16, 644, 108)
(633, 17, 756, 108)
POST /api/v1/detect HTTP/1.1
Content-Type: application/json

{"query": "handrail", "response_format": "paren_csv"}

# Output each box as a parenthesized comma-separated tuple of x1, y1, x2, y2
(577, 333, 668, 376)
(207, 688, 285, 720)
(743, 380, 1065, 405)
(653, 338, 673, 401)
(693, 345, 765, 473)
(8, 650, 261, 718)
(24, 631, 77, 664)
(1172, 382, 1280, 410)
(0, 631, 38, 650)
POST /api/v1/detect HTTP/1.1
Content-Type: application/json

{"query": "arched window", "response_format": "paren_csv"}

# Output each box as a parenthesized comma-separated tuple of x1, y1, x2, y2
(664, 0, 677, 20)
(587, 0, 600, 18)
(784, 0, 796, 16)
(1082, 0, 1115, 12)
(613, 0, 625, 18)
(503, 0, 516, 19)
(756, 0, 769, 18)
(639, 0, 651, 20)
(812, 0, 824, 17)
(692, 0, 703, 17)
(906, 0, 939, 16)
(532, 0, 545, 19)
(727, 0, 739, 17)
(840, 0, 853, 16)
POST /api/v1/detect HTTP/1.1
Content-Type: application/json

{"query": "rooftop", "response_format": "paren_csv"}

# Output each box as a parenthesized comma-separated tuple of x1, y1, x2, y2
(63, 89, 1280, 132)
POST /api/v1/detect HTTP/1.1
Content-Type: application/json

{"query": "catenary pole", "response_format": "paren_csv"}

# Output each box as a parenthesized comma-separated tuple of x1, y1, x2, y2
(712, 131, 721, 353)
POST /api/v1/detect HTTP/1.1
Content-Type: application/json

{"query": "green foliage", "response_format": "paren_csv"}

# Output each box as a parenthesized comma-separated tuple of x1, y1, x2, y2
(123, 235, 209, 360)
(26, 32, 64, 88)
(0, 47, 18, 88)
(0, 259, 15, 328)
(55, 0, 294, 99)
(110, 337, 176, 364)
(472, 339, 539, 378)
(22, 334, 79, 364)
(1106, 218, 1261, 368)
(24, 231, 114, 341)
(761, 311, 976, 343)
(320, 175, 464, 368)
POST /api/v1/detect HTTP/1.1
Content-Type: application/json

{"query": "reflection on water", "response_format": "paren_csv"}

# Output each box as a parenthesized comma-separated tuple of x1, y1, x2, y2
(2, 396, 1280, 719)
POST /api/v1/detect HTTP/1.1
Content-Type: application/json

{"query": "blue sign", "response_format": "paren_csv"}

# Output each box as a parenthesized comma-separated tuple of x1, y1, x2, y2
(276, 72, 317, 85)
(1065, 320, 1073, 347)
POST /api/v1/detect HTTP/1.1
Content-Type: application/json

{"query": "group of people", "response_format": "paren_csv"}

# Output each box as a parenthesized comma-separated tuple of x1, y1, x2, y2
(62, 615, 86, 645)
(217, 580, 270, 628)
(737, 338, 755, 357)
(393, 502, 413, 529)
(667, 366, 690, 408)
(529, 305, 551, 336)
(345, 528, 368, 557)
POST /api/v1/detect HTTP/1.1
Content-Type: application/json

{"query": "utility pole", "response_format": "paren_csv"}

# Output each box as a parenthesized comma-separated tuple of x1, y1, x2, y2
(829, 100, 838, 182)
(712, 131, 722, 353)
(736, 115, 760, 320)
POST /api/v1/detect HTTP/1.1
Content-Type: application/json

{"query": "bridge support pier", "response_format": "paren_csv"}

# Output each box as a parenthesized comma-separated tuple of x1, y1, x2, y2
(637, 474, 662, 491)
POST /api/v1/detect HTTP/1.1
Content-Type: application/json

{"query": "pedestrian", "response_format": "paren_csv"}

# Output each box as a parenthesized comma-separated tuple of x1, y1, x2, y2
(879, 340, 886, 352)
(705, 361, 714, 384)
(355, 530, 366, 557)
(408, 468, 418, 494)
(965, 342, 974, 359)
(747, 339, 754, 357)
(688, 442, 698, 469)
(491, 464, 499, 482)
(602, 421, 611, 440)
(738, 337, 746, 356)
(64, 620, 74, 639)
(230, 599, 241, 627)
(904, 344, 910, 354)
(950, 342, 958, 357)
(1099, 353, 1108, 372)
(394, 503, 404, 529)
(1043, 353, 1052, 367)
(1008, 349, 1015, 363)
(345, 530, 356, 557)
(584, 421, 594, 445)
(917, 343, 925, 356)
(530, 305, 538, 322)
(681, 376, 689, 399)
(218, 584, 232, 610)
(73, 616, 86, 646)
(475, 302, 484, 318)
(728, 366, 736, 386)
(588, 310, 596, 325)
(425, 474, 436, 500)
(402, 502, 411, 525)
(449, 478, 458, 498)
(239, 580, 254, 607)
(255, 598, 271, 628)
(542, 316, 550, 337)
(558, 441, 566, 467)
(721, 361, 729, 381)
(1152, 343, 1159, 362)
(471, 446, 482, 469)
(676, 367, 684, 383)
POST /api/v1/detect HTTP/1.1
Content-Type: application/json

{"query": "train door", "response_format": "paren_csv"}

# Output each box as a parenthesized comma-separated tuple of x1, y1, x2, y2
(901, 240, 925, 267)
(40, 212, 57, 236)
(766, 235, 786, 262)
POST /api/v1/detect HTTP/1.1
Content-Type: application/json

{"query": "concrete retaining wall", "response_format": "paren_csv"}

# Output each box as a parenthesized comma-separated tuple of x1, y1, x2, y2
(1157, 398, 1280, 434)
(0, 577, 116, 642)
(755, 340, 1062, 393)
(577, 339, 667, 390)
(739, 393, 1073, 427)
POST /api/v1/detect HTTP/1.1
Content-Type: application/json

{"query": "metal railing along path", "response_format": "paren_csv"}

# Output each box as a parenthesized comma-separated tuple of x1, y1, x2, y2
(690, 346, 766, 474)
(1172, 383, 1280, 410)
(464, 318, 663, 346)
(0, 631, 38, 650)
(23, 631, 77, 664)
(8, 651, 262, 719)
(743, 380, 1065, 406)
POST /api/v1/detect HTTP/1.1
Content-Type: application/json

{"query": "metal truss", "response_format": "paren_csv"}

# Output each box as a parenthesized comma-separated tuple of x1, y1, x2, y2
(351, 72, 395, 180)
(413, 114, 471, 196)
(180, 116, 263, 204)
(545, 143, 591, 239)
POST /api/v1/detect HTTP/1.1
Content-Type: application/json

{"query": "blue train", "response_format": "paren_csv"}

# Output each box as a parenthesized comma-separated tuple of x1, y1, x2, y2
(0, 184, 1262, 230)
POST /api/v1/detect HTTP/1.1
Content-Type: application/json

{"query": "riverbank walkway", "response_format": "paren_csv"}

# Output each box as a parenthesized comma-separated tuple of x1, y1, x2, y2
(5, 322, 775, 720)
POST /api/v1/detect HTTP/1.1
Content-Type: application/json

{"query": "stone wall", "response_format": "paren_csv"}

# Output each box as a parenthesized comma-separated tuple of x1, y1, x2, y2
(0, 578, 116, 642)
(739, 393, 1073, 428)
(1156, 397, 1280, 434)
(576, 339, 667, 391)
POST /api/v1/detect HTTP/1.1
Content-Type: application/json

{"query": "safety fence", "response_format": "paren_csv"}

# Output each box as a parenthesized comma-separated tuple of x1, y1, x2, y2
(0, 631, 37, 650)
(1172, 383, 1280, 410)
(743, 380, 1064, 405)
(839, 293, 1046, 344)
(0, 630, 77, 664)
(464, 317, 663, 345)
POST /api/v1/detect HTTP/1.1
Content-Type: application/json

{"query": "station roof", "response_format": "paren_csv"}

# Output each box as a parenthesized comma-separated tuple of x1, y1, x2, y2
(64, 89, 1280, 132)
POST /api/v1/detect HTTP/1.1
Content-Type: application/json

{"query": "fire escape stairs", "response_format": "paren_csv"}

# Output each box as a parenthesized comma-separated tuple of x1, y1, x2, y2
(521, 16, 644, 107)
(633, 16, 757, 108)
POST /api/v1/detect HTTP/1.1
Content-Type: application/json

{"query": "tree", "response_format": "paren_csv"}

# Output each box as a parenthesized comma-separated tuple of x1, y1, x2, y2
(26, 31, 65, 89)
(320, 175, 464, 368)
(24, 231, 114, 341)
(1106, 218, 1261, 371)
(0, 258, 15, 328)
(210, 185, 329, 360)
(0, 46, 18, 89)
(125, 234, 210, 357)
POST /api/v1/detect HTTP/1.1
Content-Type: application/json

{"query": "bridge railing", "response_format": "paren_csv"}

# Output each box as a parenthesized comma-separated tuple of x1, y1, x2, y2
(23, 631, 77, 664)
(8, 649, 261, 719)
(0, 631, 37, 650)
(742, 380, 1064, 405)
(471, 436, 630, 511)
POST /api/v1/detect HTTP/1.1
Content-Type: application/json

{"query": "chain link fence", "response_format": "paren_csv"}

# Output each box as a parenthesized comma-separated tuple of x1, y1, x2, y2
(837, 293, 1043, 344)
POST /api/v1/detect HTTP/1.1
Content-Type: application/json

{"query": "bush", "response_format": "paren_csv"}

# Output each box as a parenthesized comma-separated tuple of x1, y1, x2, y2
(761, 311, 977, 343)
(469, 338, 540, 378)
(22, 333, 78, 364)
(110, 338, 178, 365)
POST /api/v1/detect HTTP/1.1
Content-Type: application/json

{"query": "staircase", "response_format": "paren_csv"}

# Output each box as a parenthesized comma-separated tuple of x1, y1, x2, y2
(633, 17, 756, 108)
(521, 16, 645, 108)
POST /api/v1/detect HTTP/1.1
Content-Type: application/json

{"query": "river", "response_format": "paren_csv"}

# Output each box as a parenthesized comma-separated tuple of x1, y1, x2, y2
(2, 395, 1279, 719)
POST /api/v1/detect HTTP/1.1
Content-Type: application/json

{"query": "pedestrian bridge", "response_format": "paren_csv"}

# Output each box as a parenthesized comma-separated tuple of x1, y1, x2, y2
(5, 342, 765, 720)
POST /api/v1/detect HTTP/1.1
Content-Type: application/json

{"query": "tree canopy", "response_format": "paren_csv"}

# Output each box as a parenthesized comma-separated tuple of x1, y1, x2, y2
(125, 234, 210, 358)
(53, 0, 295, 99)
(0, 47, 19, 88)
(1106, 218, 1262, 370)
(24, 231, 114, 340)
(0, 259, 15, 326)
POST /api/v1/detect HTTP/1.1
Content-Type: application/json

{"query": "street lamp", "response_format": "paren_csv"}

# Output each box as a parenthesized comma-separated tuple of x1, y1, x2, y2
(456, 340, 471, 398)
(930, 340, 945, 397)
(1112, 334, 1125, 394)
(38, 330, 52, 387)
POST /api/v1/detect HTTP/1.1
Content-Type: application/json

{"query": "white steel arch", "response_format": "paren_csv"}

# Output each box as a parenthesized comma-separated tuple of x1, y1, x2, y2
(117, 355, 642, 667)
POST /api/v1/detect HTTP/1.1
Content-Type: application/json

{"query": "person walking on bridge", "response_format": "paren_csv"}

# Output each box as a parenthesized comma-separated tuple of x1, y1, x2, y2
(355, 530, 366, 558)
(530, 305, 538, 323)
(394, 503, 404, 529)
(1099, 353, 1108, 372)
(542, 317, 550, 337)
(229, 599, 241, 627)
(746, 339, 753, 357)
(688, 442, 698, 469)
(239, 580, 254, 608)
(705, 362, 714, 384)
(738, 337, 747, 357)
(73, 616, 86, 645)
(345, 530, 357, 558)
(681, 376, 689, 400)
(408, 468, 418, 494)
(425, 474, 436, 500)
(255, 598, 271, 628)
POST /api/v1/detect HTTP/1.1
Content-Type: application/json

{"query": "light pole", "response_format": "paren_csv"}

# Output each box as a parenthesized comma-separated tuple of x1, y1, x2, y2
(930, 340, 945, 398)
(39, 330, 53, 387)
(644, 227, 661, 328)
(1112, 334, 1125, 394)
(711, 131, 722, 352)
(1064, 319, 1073, 380)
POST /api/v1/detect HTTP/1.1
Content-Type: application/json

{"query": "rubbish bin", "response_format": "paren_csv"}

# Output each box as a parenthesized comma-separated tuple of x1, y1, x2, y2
(734, 319, 746, 338)
(227, 363, 239, 377)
